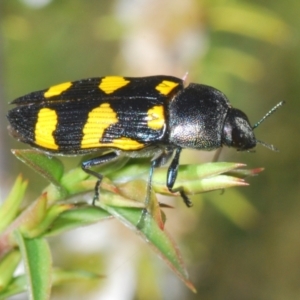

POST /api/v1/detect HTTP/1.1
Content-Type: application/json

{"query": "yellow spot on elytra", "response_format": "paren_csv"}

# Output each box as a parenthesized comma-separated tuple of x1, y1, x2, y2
(155, 80, 179, 96)
(81, 103, 118, 149)
(35, 108, 58, 150)
(110, 137, 144, 150)
(99, 76, 130, 94)
(44, 82, 72, 98)
(147, 105, 165, 130)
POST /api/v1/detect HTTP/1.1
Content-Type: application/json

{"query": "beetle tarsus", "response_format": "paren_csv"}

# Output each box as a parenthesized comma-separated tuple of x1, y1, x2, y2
(92, 179, 101, 205)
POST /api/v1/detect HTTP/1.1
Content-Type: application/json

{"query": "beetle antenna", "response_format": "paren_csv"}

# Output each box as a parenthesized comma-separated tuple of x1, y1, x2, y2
(256, 139, 279, 152)
(252, 101, 285, 130)
(252, 101, 285, 152)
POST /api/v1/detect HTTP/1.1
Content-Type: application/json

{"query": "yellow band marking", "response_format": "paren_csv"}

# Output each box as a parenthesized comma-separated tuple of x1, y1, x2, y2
(35, 108, 58, 150)
(81, 103, 118, 149)
(147, 105, 165, 130)
(155, 80, 179, 96)
(110, 137, 144, 150)
(44, 82, 72, 98)
(99, 76, 130, 94)
(81, 103, 144, 150)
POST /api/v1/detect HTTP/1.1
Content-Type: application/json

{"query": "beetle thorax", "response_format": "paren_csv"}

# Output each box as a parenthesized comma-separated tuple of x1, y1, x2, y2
(168, 84, 230, 151)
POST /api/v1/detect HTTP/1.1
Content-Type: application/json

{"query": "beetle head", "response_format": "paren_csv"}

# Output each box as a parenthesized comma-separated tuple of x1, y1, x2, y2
(222, 108, 256, 151)
(222, 101, 284, 152)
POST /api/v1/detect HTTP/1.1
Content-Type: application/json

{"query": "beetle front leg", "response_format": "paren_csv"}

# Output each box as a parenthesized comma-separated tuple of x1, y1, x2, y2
(167, 147, 193, 207)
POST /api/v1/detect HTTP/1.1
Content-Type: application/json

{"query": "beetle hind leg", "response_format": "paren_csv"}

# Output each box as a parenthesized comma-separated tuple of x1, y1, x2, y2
(81, 152, 119, 204)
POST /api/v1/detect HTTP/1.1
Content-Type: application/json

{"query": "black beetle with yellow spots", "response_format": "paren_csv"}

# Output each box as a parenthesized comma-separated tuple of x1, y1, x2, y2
(7, 75, 284, 207)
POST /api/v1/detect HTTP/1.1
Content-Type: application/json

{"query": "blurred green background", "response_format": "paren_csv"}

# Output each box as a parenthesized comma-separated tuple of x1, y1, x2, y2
(0, 0, 299, 299)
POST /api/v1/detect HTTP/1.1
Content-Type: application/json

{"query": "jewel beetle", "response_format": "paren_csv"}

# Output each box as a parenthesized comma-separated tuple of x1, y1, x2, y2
(7, 75, 284, 207)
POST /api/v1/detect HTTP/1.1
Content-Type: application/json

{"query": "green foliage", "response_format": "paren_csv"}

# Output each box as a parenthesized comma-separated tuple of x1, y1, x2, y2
(0, 150, 261, 299)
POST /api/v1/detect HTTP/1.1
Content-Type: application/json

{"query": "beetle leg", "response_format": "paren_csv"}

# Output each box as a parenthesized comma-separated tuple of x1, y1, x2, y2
(81, 152, 119, 204)
(212, 147, 222, 162)
(142, 150, 172, 206)
(167, 147, 193, 207)
(137, 149, 174, 229)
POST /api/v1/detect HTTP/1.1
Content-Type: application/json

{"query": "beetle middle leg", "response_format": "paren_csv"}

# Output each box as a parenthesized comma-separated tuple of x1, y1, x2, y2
(137, 149, 174, 228)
